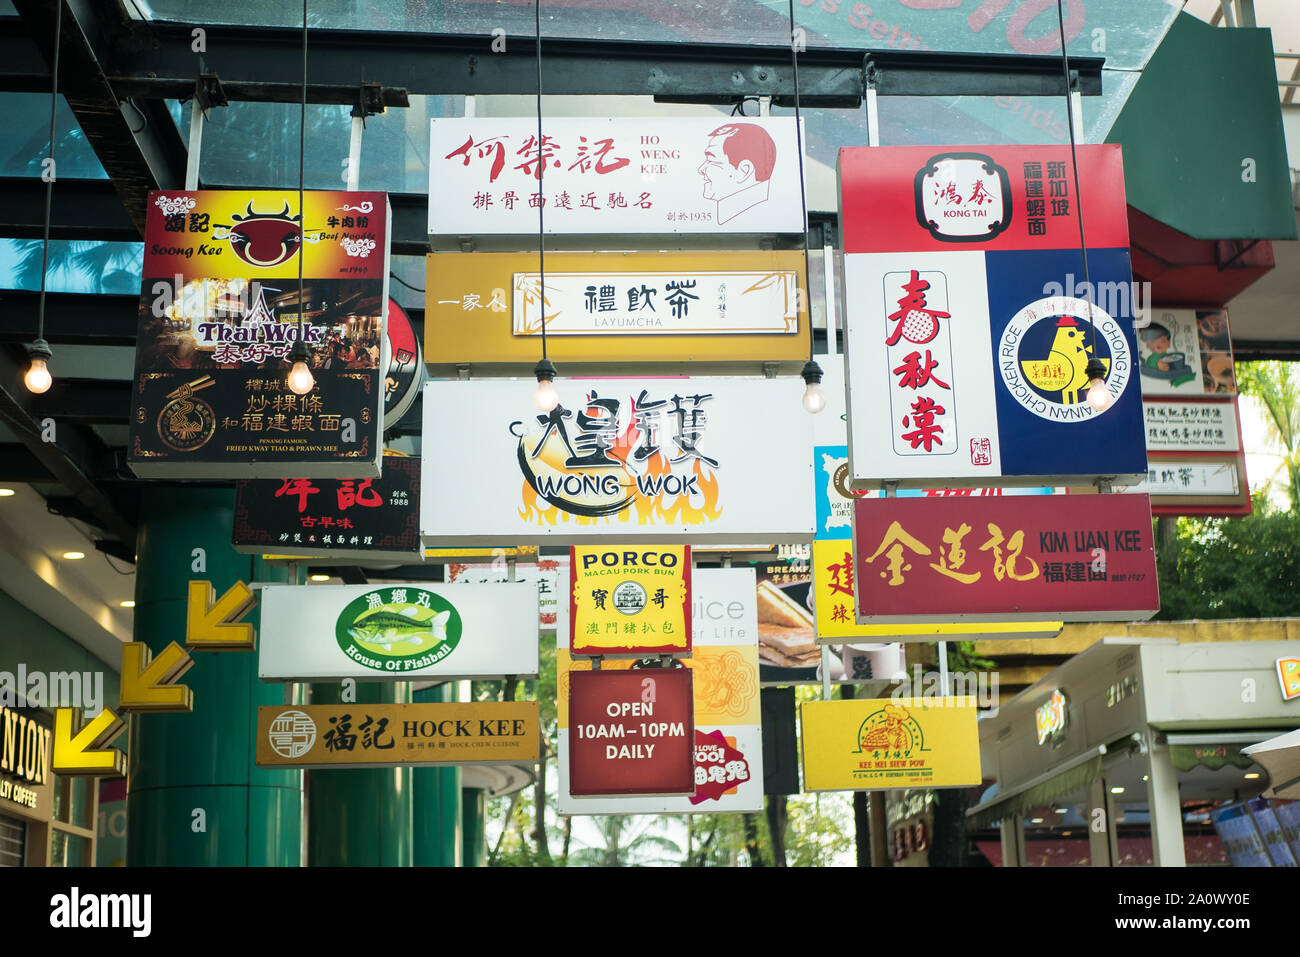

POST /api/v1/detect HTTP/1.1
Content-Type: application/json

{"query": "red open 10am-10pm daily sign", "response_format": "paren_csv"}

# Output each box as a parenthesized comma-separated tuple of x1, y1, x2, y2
(852, 493, 1160, 624)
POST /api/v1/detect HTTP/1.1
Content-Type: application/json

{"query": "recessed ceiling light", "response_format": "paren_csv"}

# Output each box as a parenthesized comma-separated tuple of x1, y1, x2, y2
(1244, 772, 1261, 780)
(1110, 786, 1125, 794)
(1055, 808, 1067, 814)
(0, 488, 14, 497)
(1142, 775, 1149, 782)
(1030, 817, 1044, 824)
(119, 600, 136, 608)
(309, 574, 331, 582)
(62, 551, 85, 560)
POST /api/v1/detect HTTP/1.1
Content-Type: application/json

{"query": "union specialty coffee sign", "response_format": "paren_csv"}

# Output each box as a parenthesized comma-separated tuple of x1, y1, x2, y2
(429, 117, 805, 238)
(801, 697, 982, 791)
(839, 146, 1147, 488)
(232, 455, 421, 561)
(258, 581, 539, 682)
(570, 545, 692, 657)
(852, 493, 1160, 623)
(420, 377, 814, 545)
(128, 189, 390, 479)
(256, 701, 539, 768)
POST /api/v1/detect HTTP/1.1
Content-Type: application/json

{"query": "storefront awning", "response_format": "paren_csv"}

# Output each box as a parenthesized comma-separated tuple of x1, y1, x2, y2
(966, 745, 1106, 832)
(1243, 729, 1300, 800)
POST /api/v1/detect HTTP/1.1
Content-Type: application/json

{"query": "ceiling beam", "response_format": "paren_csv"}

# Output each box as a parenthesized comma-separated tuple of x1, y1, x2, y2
(0, 291, 140, 347)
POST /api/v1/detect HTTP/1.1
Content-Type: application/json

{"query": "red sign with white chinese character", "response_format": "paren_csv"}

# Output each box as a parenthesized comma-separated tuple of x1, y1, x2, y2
(852, 494, 1159, 623)
(568, 668, 695, 797)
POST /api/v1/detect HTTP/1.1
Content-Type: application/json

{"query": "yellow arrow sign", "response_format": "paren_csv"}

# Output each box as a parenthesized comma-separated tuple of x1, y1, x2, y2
(118, 641, 195, 713)
(53, 708, 126, 777)
(187, 579, 257, 651)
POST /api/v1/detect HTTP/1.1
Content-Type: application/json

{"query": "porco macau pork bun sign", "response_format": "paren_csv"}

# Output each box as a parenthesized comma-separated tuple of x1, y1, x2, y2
(420, 377, 814, 545)
(258, 582, 539, 682)
(570, 545, 692, 658)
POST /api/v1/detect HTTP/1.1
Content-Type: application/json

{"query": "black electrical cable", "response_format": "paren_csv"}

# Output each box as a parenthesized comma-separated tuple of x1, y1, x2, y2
(37, 0, 63, 344)
(788, 0, 821, 397)
(535, 0, 547, 363)
(298, 0, 307, 345)
(1057, 0, 1094, 338)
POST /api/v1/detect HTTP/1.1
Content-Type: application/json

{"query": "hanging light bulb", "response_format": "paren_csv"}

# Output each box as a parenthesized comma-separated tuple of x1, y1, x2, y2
(533, 357, 559, 412)
(1084, 356, 1112, 412)
(801, 358, 825, 414)
(24, 339, 52, 394)
(287, 339, 315, 395)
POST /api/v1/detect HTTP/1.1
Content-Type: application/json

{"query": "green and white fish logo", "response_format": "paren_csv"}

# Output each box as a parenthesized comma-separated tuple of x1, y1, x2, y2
(335, 588, 462, 672)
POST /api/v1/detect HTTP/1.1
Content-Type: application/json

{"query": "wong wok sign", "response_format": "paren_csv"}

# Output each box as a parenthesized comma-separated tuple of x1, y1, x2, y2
(852, 493, 1159, 623)
(420, 377, 814, 545)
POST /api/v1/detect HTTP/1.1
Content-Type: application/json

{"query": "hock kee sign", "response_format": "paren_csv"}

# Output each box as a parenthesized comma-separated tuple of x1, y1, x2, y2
(429, 117, 805, 238)
(852, 493, 1160, 623)
(420, 377, 814, 545)
(128, 189, 390, 478)
(839, 146, 1147, 488)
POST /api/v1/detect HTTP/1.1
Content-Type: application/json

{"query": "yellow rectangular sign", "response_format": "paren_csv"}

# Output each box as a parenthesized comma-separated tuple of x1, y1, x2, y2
(425, 250, 808, 371)
(811, 540, 1062, 642)
(571, 545, 690, 656)
(801, 697, 981, 791)
(255, 702, 538, 767)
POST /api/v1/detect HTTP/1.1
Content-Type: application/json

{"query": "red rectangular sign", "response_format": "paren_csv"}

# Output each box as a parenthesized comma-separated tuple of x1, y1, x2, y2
(568, 668, 695, 797)
(853, 494, 1159, 623)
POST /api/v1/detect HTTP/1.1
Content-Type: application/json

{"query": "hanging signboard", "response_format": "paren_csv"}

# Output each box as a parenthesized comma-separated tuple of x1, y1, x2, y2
(232, 454, 422, 561)
(255, 701, 539, 768)
(839, 145, 1147, 489)
(801, 697, 982, 791)
(567, 668, 695, 797)
(557, 568, 765, 814)
(420, 377, 814, 545)
(0, 706, 53, 823)
(447, 556, 562, 635)
(570, 546, 691, 657)
(1138, 308, 1236, 396)
(424, 250, 808, 373)
(384, 298, 424, 427)
(810, 539, 1062, 643)
(429, 117, 805, 238)
(425, 546, 537, 564)
(128, 189, 390, 478)
(1078, 456, 1251, 517)
(258, 581, 539, 682)
(1142, 399, 1240, 453)
(852, 493, 1160, 623)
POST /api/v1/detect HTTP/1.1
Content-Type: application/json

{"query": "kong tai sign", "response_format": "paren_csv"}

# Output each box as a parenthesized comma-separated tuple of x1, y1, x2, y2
(256, 701, 539, 768)
(567, 667, 695, 797)
(852, 493, 1160, 623)
(570, 546, 692, 657)
(429, 117, 805, 239)
(420, 377, 814, 545)
(258, 582, 539, 682)
(839, 145, 1147, 488)
(801, 696, 982, 791)
(128, 189, 390, 478)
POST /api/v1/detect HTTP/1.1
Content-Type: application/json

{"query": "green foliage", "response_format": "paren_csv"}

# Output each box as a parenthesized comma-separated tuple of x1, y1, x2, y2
(567, 816, 682, 867)
(1237, 361, 1300, 510)
(783, 793, 854, 867)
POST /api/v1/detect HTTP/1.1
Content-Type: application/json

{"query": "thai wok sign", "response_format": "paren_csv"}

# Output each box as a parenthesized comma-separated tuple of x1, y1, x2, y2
(258, 582, 539, 682)
(429, 117, 805, 238)
(852, 494, 1160, 623)
(420, 377, 814, 545)
(839, 145, 1147, 488)
(128, 189, 390, 479)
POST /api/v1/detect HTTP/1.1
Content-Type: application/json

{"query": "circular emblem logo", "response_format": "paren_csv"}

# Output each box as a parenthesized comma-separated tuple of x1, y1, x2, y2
(157, 388, 216, 452)
(613, 581, 647, 616)
(268, 709, 316, 758)
(997, 296, 1130, 421)
(335, 588, 462, 672)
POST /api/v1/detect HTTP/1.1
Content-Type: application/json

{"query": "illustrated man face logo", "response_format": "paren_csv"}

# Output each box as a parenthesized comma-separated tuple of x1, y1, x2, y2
(698, 124, 777, 201)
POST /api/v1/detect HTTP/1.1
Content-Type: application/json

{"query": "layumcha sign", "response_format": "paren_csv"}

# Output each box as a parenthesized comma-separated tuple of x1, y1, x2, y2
(420, 377, 814, 545)
(570, 545, 692, 658)
(128, 189, 390, 478)
(801, 697, 982, 792)
(424, 250, 808, 373)
(256, 701, 539, 768)
(429, 117, 805, 238)
(839, 145, 1147, 488)
(258, 582, 539, 682)
(232, 454, 422, 561)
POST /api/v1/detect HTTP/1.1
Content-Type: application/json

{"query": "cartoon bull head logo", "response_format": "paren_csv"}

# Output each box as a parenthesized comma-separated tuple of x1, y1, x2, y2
(227, 201, 302, 268)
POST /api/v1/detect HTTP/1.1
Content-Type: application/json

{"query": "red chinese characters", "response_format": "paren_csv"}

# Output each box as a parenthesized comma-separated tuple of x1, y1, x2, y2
(885, 269, 957, 457)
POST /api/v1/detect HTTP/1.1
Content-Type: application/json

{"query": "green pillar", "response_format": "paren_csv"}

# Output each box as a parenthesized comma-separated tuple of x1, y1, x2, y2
(127, 488, 303, 866)
(412, 682, 463, 867)
(462, 787, 487, 867)
(307, 681, 413, 866)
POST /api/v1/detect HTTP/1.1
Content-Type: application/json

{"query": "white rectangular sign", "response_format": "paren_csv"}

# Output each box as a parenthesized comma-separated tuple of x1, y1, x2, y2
(430, 117, 805, 236)
(258, 582, 539, 681)
(1142, 400, 1239, 453)
(447, 558, 563, 636)
(1133, 462, 1240, 497)
(512, 269, 800, 336)
(420, 377, 815, 545)
(557, 568, 765, 815)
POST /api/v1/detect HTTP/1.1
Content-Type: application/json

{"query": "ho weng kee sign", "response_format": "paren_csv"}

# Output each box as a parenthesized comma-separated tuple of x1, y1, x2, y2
(128, 189, 391, 478)
(838, 146, 1148, 489)
(420, 377, 814, 545)
(852, 494, 1159, 623)
(429, 117, 805, 238)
